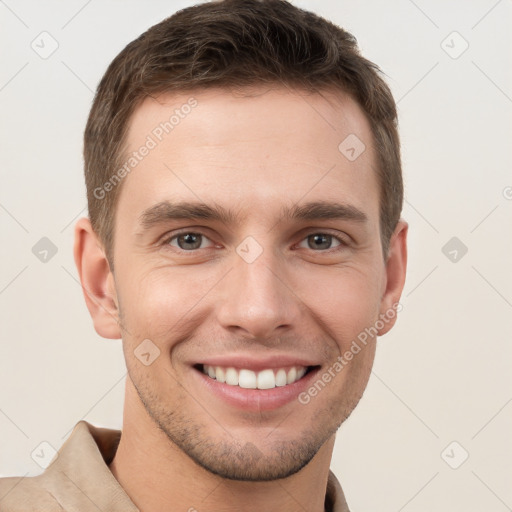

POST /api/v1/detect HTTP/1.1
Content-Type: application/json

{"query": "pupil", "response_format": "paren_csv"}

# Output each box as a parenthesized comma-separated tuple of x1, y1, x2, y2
(310, 234, 330, 250)
(179, 233, 200, 250)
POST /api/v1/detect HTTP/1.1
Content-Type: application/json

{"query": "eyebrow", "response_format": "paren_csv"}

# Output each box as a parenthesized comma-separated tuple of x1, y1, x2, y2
(283, 201, 367, 223)
(138, 199, 368, 231)
(138, 201, 244, 229)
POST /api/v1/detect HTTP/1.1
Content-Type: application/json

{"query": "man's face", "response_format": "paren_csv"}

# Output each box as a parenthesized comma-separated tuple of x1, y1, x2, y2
(109, 87, 398, 480)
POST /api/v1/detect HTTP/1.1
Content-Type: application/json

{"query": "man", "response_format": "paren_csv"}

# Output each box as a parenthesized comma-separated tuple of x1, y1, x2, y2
(0, 0, 407, 510)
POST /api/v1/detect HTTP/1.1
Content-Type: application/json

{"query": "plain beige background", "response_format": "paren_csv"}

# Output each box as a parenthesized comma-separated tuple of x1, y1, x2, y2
(1, 1, 511, 510)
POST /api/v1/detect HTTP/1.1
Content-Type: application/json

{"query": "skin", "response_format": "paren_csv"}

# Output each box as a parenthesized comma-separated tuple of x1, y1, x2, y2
(74, 86, 407, 512)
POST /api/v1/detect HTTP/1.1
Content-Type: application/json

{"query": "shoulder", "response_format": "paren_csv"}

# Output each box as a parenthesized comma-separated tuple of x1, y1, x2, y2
(0, 421, 132, 512)
(0, 473, 64, 511)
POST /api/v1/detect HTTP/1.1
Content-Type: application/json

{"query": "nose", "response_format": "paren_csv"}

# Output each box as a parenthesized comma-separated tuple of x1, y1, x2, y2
(215, 247, 302, 341)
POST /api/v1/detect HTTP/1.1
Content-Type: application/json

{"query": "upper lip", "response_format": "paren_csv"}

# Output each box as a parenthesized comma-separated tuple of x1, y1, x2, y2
(195, 354, 320, 372)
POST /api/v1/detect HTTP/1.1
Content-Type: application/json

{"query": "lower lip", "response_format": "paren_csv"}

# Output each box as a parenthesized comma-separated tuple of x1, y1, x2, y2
(193, 367, 321, 412)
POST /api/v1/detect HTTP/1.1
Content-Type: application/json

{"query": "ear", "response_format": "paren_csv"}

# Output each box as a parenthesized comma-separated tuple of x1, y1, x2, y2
(377, 220, 408, 336)
(73, 217, 121, 339)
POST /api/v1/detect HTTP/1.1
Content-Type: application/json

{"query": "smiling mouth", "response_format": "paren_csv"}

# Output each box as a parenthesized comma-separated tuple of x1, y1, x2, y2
(195, 364, 316, 390)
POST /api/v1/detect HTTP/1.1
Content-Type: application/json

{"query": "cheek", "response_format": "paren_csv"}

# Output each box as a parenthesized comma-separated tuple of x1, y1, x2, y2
(296, 266, 383, 349)
(117, 255, 383, 354)
(117, 266, 216, 344)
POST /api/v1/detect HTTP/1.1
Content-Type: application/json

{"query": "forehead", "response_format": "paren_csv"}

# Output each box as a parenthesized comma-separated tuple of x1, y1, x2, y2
(118, 86, 379, 229)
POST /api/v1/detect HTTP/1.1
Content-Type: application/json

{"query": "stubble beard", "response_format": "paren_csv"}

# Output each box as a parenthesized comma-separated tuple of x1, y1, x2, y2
(129, 369, 364, 482)
(118, 303, 373, 481)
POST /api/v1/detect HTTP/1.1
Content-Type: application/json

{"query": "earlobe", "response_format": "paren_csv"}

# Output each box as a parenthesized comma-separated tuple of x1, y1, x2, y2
(73, 217, 121, 339)
(377, 220, 408, 336)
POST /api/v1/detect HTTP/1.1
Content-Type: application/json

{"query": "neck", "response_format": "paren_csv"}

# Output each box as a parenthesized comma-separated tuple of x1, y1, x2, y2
(109, 379, 335, 512)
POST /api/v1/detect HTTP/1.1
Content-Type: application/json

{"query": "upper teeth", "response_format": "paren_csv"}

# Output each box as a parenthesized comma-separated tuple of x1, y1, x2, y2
(202, 365, 307, 389)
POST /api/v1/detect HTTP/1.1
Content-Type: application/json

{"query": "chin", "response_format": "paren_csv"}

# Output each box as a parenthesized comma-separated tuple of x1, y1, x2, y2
(169, 434, 322, 482)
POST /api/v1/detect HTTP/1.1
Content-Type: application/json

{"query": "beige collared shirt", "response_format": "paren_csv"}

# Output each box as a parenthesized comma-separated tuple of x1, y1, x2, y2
(0, 421, 350, 511)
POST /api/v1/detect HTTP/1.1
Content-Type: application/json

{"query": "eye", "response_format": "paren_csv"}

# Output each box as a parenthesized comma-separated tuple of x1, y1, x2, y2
(165, 232, 215, 251)
(297, 233, 345, 251)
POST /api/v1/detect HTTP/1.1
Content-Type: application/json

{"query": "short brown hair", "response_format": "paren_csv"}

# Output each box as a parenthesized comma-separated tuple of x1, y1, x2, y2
(84, 0, 402, 266)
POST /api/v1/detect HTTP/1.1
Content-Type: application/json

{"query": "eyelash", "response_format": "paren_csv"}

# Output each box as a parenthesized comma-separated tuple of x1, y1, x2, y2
(159, 229, 350, 254)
